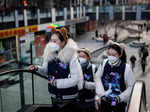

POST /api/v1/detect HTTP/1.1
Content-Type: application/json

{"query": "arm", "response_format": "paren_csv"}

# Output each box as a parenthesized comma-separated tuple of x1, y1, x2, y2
(56, 56, 83, 89)
(94, 62, 105, 98)
(84, 64, 97, 90)
(36, 61, 48, 77)
(119, 64, 135, 103)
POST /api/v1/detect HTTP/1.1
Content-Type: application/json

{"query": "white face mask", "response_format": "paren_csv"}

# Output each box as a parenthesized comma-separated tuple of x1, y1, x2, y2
(79, 57, 87, 64)
(49, 42, 60, 53)
(108, 56, 118, 65)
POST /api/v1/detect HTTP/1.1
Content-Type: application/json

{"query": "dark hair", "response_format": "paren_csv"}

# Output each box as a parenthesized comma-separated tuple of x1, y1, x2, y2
(51, 31, 65, 42)
(120, 49, 127, 63)
(56, 31, 65, 42)
(51, 27, 68, 42)
(108, 44, 127, 63)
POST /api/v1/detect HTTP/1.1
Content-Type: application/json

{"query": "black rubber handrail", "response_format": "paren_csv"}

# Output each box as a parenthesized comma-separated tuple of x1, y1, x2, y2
(127, 80, 147, 112)
(0, 69, 48, 111)
(0, 69, 47, 80)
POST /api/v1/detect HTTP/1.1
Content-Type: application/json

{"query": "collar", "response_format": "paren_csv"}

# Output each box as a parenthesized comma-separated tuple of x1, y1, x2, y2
(108, 59, 121, 67)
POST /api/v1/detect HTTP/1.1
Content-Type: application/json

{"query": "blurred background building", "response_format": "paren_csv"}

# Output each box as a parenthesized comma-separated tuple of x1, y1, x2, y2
(0, 0, 150, 11)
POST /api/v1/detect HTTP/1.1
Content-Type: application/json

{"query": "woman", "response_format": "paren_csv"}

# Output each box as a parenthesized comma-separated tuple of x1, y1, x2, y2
(77, 48, 97, 112)
(95, 42, 135, 112)
(29, 27, 83, 111)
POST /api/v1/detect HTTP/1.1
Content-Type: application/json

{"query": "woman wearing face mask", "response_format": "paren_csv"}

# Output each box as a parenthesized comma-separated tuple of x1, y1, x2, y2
(29, 27, 83, 112)
(77, 48, 97, 112)
(94, 42, 135, 112)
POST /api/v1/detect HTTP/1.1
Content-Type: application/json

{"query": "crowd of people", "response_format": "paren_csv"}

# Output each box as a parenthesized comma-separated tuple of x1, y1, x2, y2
(94, 29, 116, 45)
(138, 43, 149, 74)
(138, 23, 150, 33)
(28, 27, 137, 112)
(129, 42, 149, 74)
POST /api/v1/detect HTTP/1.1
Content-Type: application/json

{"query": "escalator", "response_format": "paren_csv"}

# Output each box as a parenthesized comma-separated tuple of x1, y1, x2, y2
(127, 80, 149, 112)
(0, 69, 51, 112)
(17, 104, 54, 112)
(0, 69, 149, 112)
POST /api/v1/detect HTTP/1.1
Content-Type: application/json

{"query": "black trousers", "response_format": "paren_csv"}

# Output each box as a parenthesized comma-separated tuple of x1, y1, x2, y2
(77, 101, 95, 112)
(51, 98, 80, 112)
(141, 63, 146, 73)
(141, 58, 146, 73)
(100, 100, 126, 112)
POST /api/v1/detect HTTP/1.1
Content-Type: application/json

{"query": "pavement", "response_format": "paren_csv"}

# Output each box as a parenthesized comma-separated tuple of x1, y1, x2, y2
(75, 21, 133, 52)
(75, 32, 104, 52)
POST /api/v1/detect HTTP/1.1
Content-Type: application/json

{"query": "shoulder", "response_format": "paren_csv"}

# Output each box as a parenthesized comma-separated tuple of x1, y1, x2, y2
(92, 64, 97, 69)
(91, 64, 97, 73)
(67, 39, 78, 50)
(69, 53, 79, 65)
(58, 39, 79, 63)
(125, 64, 131, 70)
(124, 64, 132, 75)
(97, 59, 108, 71)
(102, 59, 108, 67)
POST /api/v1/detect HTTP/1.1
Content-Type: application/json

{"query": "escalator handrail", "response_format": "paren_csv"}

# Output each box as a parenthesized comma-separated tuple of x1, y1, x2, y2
(0, 69, 47, 79)
(127, 80, 147, 112)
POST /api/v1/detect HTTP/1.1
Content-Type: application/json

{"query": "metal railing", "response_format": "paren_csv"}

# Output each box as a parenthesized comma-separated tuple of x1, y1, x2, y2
(127, 80, 148, 112)
(0, 69, 50, 112)
(0, 71, 150, 112)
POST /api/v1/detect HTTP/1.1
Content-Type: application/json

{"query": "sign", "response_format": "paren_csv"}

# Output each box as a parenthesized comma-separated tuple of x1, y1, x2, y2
(0, 25, 38, 39)
(28, 25, 38, 33)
